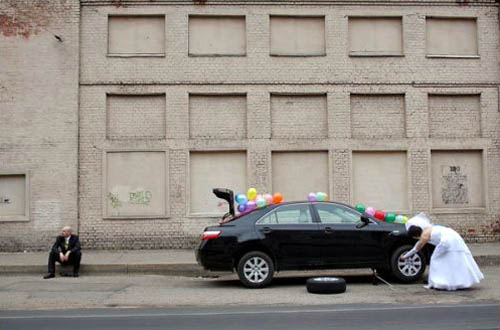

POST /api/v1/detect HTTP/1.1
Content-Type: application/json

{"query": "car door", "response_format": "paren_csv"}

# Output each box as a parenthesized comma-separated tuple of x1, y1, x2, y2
(255, 203, 322, 269)
(312, 203, 385, 267)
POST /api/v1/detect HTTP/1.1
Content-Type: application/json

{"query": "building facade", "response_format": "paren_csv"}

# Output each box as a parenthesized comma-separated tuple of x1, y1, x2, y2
(1, 0, 499, 251)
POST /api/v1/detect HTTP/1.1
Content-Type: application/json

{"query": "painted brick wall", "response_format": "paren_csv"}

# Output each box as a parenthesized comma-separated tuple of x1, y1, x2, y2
(77, 0, 500, 247)
(0, 0, 79, 251)
(1, 0, 499, 251)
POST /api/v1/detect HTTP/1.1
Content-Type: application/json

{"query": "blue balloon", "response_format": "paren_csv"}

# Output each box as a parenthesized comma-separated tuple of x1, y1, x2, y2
(237, 203, 247, 212)
(235, 194, 248, 205)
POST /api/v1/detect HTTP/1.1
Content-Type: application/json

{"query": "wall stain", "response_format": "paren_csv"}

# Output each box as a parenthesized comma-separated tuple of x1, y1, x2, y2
(0, 0, 72, 39)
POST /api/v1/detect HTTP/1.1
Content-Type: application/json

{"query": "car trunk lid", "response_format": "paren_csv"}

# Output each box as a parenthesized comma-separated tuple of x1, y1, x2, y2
(212, 188, 235, 218)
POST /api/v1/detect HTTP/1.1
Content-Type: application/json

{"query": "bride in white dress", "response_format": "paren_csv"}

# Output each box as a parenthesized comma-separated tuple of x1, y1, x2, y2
(401, 213, 484, 290)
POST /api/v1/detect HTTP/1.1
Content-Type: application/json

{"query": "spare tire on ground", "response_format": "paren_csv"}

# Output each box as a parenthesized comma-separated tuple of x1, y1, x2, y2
(306, 276, 346, 294)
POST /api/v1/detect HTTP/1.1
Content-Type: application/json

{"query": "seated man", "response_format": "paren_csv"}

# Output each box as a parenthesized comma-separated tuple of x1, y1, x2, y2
(43, 226, 82, 279)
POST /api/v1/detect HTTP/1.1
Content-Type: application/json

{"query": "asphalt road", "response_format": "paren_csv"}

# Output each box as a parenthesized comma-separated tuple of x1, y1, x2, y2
(0, 303, 498, 330)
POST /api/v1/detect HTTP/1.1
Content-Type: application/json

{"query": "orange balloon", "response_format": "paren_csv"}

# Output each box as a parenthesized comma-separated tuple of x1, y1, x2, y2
(272, 192, 283, 204)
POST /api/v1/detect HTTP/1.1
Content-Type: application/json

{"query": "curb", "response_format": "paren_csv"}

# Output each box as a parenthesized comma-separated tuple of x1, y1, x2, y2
(1, 255, 498, 276)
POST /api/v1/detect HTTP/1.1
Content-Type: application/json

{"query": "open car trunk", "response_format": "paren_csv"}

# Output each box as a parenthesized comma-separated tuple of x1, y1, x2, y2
(212, 188, 235, 218)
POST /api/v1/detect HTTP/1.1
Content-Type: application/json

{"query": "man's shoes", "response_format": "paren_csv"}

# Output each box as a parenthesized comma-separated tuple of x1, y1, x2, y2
(43, 273, 55, 279)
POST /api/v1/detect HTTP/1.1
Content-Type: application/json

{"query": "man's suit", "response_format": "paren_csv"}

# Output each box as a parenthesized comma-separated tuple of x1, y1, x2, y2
(47, 235, 82, 275)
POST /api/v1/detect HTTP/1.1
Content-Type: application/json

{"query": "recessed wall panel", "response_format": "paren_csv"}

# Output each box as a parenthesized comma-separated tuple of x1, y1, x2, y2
(428, 95, 480, 138)
(189, 16, 246, 55)
(272, 152, 329, 202)
(426, 18, 478, 56)
(353, 152, 408, 211)
(431, 150, 484, 208)
(351, 94, 405, 138)
(107, 95, 166, 140)
(349, 17, 403, 55)
(270, 16, 325, 56)
(271, 95, 327, 139)
(106, 152, 166, 217)
(190, 152, 246, 214)
(0, 175, 26, 217)
(189, 95, 247, 139)
(108, 16, 165, 55)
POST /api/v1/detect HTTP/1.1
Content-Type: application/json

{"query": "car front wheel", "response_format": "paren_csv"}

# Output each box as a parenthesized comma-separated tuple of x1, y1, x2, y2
(390, 245, 426, 283)
(237, 251, 274, 288)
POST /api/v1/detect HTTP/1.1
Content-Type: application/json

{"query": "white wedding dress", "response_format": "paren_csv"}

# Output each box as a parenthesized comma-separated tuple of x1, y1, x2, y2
(426, 225, 484, 290)
(407, 213, 484, 291)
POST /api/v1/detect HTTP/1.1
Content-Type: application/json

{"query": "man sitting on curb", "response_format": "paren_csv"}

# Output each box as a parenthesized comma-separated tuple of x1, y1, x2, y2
(43, 226, 82, 279)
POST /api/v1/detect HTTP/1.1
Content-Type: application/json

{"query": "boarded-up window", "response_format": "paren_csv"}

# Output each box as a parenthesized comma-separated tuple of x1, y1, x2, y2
(270, 16, 325, 56)
(105, 152, 167, 218)
(352, 152, 408, 211)
(271, 95, 327, 139)
(108, 16, 165, 55)
(351, 94, 405, 138)
(189, 16, 246, 56)
(349, 17, 403, 56)
(428, 95, 480, 138)
(190, 152, 246, 215)
(431, 150, 484, 209)
(272, 152, 329, 202)
(426, 18, 478, 56)
(189, 95, 247, 139)
(107, 94, 166, 140)
(0, 174, 26, 218)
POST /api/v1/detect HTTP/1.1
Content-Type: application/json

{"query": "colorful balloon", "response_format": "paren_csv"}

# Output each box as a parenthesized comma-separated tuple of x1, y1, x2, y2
(237, 203, 247, 213)
(316, 192, 328, 201)
(395, 215, 405, 223)
(355, 203, 365, 213)
(365, 207, 375, 216)
(247, 188, 257, 200)
(385, 212, 396, 223)
(256, 197, 266, 208)
(401, 216, 408, 224)
(235, 194, 248, 205)
(374, 210, 385, 221)
(264, 193, 273, 205)
(247, 200, 256, 211)
(272, 192, 283, 204)
(307, 192, 317, 202)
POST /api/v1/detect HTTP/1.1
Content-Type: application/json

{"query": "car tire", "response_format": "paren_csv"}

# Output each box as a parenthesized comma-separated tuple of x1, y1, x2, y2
(237, 251, 274, 288)
(390, 245, 426, 283)
(306, 277, 346, 294)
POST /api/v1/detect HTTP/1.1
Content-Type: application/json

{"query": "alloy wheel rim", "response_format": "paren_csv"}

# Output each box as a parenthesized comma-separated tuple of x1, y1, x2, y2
(243, 256, 269, 283)
(397, 253, 422, 277)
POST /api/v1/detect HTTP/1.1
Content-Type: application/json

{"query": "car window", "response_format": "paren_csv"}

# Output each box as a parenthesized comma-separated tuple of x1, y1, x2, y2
(257, 204, 313, 225)
(314, 203, 361, 225)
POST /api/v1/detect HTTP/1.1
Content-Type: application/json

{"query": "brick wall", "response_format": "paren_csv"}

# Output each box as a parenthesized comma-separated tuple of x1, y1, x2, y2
(0, 0, 499, 251)
(0, 0, 79, 251)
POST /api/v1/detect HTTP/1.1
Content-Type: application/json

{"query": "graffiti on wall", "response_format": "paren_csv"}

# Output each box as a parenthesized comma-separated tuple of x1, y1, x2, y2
(441, 165, 469, 205)
(108, 187, 152, 209)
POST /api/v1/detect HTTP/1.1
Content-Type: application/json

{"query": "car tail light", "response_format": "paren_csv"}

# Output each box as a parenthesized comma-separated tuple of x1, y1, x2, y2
(201, 230, 221, 240)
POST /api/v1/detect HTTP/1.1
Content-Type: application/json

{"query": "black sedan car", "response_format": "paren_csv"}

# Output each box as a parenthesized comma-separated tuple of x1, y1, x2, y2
(196, 189, 432, 288)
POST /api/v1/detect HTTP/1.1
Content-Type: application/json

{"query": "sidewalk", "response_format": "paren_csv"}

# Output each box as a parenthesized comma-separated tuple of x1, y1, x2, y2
(1, 243, 499, 276)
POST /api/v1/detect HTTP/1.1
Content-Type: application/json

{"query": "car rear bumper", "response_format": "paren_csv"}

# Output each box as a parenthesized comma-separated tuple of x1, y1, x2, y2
(196, 241, 234, 271)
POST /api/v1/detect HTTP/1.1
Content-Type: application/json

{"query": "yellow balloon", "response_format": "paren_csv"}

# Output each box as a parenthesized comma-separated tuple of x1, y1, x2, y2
(247, 187, 257, 200)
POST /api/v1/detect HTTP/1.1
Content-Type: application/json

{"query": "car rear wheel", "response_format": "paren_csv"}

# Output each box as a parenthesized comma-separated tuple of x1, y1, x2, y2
(390, 245, 426, 283)
(237, 251, 274, 288)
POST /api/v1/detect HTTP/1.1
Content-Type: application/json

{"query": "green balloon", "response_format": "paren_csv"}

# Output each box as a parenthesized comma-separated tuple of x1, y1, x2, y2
(355, 203, 365, 212)
(385, 212, 396, 222)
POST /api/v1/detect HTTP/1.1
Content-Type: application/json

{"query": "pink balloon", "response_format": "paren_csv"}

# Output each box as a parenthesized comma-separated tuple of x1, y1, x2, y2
(365, 207, 375, 216)
(264, 194, 273, 205)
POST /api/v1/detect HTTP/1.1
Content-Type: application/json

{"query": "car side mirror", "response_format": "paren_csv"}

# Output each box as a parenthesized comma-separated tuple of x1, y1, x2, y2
(356, 214, 370, 229)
